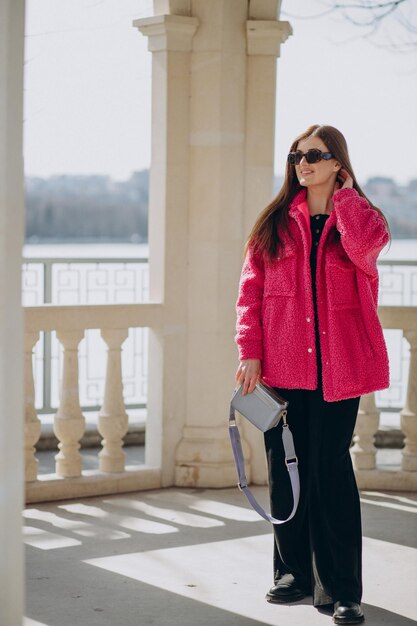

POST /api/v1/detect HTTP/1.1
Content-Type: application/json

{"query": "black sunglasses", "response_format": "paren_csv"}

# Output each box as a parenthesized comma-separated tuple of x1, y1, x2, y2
(287, 149, 334, 165)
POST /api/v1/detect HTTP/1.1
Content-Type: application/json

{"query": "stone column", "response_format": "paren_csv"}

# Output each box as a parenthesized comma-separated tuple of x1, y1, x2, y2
(242, 12, 292, 485)
(173, 1, 291, 487)
(401, 330, 417, 471)
(25, 332, 42, 481)
(133, 9, 198, 485)
(98, 328, 129, 472)
(351, 392, 379, 470)
(0, 1, 25, 623)
(136, 2, 291, 487)
(173, 0, 249, 487)
(54, 330, 86, 477)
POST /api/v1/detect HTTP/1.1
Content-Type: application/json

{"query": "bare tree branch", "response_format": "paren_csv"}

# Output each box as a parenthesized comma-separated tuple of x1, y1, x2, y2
(332, 0, 406, 10)
(282, 0, 417, 51)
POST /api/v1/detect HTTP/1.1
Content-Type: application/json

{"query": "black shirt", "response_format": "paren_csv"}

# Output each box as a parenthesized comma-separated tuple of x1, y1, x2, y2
(310, 213, 330, 299)
(310, 213, 330, 382)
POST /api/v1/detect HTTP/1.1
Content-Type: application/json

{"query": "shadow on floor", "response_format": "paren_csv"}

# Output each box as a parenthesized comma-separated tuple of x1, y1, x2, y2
(25, 487, 417, 626)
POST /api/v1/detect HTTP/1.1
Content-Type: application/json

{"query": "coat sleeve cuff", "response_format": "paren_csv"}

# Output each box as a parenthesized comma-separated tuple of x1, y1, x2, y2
(332, 187, 359, 202)
(236, 341, 263, 361)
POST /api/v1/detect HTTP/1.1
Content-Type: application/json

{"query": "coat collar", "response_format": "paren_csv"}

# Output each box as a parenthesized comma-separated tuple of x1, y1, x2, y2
(289, 187, 307, 210)
(288, 186, 337, 229)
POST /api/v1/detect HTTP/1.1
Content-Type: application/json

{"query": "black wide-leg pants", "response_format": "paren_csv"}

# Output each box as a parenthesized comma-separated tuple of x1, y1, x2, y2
(264, 384, 362, 606)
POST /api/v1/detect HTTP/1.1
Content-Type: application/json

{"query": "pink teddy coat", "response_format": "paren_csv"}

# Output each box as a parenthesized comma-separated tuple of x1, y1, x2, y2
(235, 187, 390, 402)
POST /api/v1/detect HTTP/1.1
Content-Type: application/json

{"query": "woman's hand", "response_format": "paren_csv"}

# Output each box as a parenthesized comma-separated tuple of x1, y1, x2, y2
(235, 359, 261, 396)
(334, 167, 353, 194)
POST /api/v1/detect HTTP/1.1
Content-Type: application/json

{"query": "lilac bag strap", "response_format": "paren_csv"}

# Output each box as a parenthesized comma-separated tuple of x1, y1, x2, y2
(229, 403, 300, 524)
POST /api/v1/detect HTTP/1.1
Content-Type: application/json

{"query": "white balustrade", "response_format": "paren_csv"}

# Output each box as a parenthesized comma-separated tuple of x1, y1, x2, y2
(401, 329, 417, 471)
(24, 332, 41, 481)
(54, 330, 86, 477)
(24, 304, 163, 503)
(98, 328, 129, 472)
(351, 307, 417, 490)
(351, 392, 380, 471)
(22, 302, 417, 500)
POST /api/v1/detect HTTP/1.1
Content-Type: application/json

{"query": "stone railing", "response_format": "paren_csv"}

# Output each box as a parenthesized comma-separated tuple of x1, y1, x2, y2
(351, 306, 417, 490)
(24, 302, 417, 503)
(22, 254, 415, 417)
(22, 252, 149, 414)
(24, 303, 162, 503)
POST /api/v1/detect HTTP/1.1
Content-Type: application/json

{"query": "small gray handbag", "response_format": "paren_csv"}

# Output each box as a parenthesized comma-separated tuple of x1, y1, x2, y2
(229, 381, 300, 524)
(231, 381, 289, 432)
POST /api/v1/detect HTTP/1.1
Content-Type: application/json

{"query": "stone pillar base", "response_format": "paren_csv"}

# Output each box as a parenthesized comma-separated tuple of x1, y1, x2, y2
(175, 425, 251, 488)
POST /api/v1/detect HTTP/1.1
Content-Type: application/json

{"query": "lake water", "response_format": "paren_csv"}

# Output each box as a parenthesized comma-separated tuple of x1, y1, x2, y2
(23, 242, 149, 259)
(379, 239, 417, 261)
(23, 239, 417, 261)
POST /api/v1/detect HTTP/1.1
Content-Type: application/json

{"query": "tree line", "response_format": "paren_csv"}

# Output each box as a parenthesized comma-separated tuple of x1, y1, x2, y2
(25, 170, 149, 243)
(25, 170, 417, 242)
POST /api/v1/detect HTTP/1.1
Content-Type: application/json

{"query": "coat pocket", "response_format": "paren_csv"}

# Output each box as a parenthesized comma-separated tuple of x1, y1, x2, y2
(354, 311, 374, 359)
(264, 250, 297, 297)
(327, 260, 358, 309)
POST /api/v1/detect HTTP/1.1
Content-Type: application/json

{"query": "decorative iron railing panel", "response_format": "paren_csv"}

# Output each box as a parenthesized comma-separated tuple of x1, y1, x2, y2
(22, 256, 148, 413)
(22, 256, 415, 414)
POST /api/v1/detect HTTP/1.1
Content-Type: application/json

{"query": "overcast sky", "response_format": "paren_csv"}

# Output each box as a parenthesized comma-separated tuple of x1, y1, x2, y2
(24, 0, 417, 185)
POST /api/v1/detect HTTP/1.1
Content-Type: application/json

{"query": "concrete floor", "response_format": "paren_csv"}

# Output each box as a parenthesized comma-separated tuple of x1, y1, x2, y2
(24, 486, 417, 626)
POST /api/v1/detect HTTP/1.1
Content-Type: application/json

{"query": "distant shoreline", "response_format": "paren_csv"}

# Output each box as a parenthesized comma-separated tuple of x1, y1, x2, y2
(23, 239, 417, 262)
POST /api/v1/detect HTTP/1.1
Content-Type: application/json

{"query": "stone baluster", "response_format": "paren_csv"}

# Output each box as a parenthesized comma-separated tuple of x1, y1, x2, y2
(401, 330, 417, 471)
(54, 330, 85, 477)
(351, 392, 379, 470)
(98, 328, 129, 472)
(24, 332, 41, 482)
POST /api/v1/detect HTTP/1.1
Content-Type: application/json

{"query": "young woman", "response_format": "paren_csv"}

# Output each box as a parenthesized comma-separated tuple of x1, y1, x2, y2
(234, 124, 390, 625)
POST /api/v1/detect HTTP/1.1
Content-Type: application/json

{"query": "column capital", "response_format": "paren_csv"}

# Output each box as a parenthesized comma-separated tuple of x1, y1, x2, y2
(153, 0, 191, 16)
(133, 14, 199, 52)
(248, 0, 281, 20)
(246, 20, 292, 56)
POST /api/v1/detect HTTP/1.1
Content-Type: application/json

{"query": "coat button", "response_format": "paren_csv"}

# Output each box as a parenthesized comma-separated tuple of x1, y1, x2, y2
(322, 330, 326, 334)
(306, 317, 311, 322)
(308, 347, 313, 353)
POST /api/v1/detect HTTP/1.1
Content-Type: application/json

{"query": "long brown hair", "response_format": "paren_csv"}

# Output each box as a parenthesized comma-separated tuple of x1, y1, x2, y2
(244, 124, 390, 261)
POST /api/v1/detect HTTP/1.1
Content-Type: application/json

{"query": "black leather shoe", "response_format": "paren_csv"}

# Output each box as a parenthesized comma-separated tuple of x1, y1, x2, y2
(266, 573, 311, 604)
(333, 600, 364, 624)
